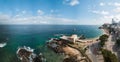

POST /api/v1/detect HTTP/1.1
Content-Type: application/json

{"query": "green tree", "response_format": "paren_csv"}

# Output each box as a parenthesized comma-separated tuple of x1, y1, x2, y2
(116, 39, 120, 46)
(99, 34, 109, 47)
(101, 49, 118, 62)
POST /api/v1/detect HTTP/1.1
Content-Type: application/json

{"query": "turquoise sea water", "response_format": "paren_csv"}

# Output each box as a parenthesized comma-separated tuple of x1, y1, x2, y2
(0, 25, 103, 62)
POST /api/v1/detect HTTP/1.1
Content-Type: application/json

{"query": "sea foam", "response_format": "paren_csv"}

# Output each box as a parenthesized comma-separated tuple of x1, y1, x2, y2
(0, 43, 7, 48)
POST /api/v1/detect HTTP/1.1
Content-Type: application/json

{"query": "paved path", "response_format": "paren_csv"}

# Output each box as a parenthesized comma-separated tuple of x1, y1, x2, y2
(105, 35, 116, 55)
(87, 41, 104, 62)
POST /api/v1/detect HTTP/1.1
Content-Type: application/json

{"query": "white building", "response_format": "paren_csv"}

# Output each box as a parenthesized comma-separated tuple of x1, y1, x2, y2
(70, 34, 78, 43)
(60, 34, 78, 43)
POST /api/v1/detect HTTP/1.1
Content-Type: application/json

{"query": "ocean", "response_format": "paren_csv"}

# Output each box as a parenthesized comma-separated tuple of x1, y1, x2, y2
(0, 25, 103, 62)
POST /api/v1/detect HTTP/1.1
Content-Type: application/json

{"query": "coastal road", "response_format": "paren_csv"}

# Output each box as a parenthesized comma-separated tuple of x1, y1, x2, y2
(89, 46, 97, 62)
(105, 35, 116, 54)
(88, 41, 100, 62)
(90, 44, 98, 62)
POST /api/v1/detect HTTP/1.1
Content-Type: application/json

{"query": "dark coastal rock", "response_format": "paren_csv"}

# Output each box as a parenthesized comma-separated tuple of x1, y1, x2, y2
(47, 38, 87, 62)
(79, 35, 86, 39)
(46, 38, 68, 54)
(63, 56, 79, 62)
(16, 46, 46, 62)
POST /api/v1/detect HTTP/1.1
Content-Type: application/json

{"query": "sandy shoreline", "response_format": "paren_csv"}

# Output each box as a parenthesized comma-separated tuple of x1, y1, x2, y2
(85, 28, 107, 40)
(101, 29, 109, 35)
(78, 29, 106, 44)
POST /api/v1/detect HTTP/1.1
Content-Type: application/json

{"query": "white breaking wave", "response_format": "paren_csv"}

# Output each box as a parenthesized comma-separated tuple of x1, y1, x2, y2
(0, 43, 7, 48)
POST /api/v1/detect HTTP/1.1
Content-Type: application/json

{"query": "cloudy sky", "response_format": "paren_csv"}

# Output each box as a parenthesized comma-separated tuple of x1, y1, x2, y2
(0, 0, 120, 25)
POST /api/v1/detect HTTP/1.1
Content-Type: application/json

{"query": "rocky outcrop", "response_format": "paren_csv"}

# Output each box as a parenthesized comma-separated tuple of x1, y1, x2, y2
(16, 46, 46, 62)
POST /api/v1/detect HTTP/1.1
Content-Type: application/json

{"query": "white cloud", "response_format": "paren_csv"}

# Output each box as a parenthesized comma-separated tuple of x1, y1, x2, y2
(100, 2, 105, 6)
(113, 7, 120, 13)
(92, 10, 109, 15)
(114, 14, 120, 20)
(70, 0, 79, 6)
(50, 10, 54, 13)
(108, 2, 112, 5)
(114, 2, 120, 7)
(22, 10, 26, 14)
(92, 10, 99, 14)
(91, 10, 112, 24)
(101, 14, 120, 23)
(37, 10, 44, 15)
(103, 15, 114, 19)
(107, 2, 120, 7)
(0, 13, 80, 25)
(50, 9, 58, 13)
(0, 14, 10, 21)
(90, 2, 120, 24)
(96, 12, 120, 24)
(63, 0, 79, 6)
(101, 11, 109, 15)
